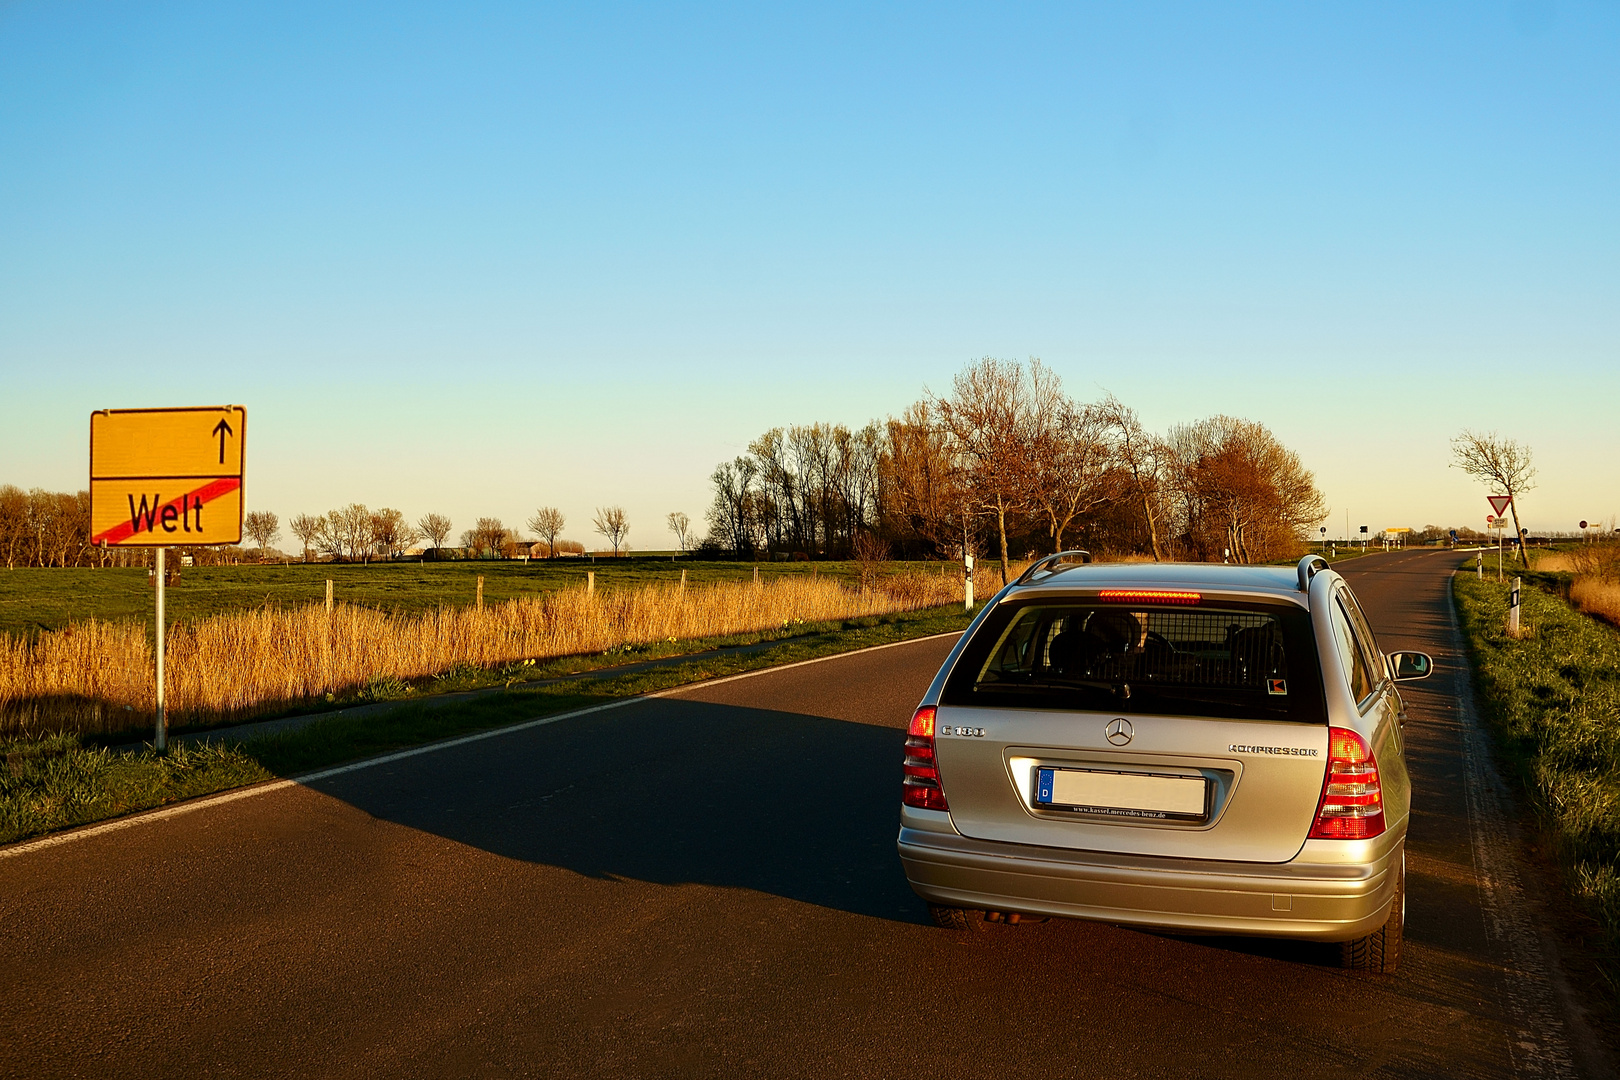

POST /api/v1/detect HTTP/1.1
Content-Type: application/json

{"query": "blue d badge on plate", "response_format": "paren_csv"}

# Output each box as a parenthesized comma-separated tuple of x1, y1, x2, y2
(1036, 768, 1055, 804)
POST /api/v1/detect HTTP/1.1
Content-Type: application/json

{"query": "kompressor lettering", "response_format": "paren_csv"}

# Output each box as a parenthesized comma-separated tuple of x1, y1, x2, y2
(1229, 744, 1320, 757)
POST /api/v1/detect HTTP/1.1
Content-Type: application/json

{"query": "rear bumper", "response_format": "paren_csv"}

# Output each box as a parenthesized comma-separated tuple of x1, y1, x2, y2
(898, 820, 1402, 942)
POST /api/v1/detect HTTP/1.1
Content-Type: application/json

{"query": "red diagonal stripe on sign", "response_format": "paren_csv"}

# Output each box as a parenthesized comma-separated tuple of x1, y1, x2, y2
(91, 477, 242, 545)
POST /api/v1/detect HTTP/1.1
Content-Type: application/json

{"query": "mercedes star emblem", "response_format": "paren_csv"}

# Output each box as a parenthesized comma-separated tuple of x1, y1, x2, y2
(1106, 717, 1134, 746)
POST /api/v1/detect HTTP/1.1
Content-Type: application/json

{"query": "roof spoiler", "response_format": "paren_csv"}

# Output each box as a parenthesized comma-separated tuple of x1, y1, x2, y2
(1297, 554, 1329, 593)
(1015, 550, 1093, 586)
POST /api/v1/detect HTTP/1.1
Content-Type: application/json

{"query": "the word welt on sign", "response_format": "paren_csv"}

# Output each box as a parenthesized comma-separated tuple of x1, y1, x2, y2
(89, 406, 247, 546)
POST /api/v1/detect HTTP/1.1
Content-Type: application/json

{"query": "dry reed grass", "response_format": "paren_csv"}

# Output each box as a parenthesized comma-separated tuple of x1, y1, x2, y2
(1571, 577, 1620, 629)
(0, 566, 1004, 737)
(1535, 544, 1620, 628)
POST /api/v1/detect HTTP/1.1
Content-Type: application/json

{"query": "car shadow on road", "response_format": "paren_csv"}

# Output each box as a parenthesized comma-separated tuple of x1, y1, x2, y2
(307, 692, 1416, 972)
(305, 697, 937, 925)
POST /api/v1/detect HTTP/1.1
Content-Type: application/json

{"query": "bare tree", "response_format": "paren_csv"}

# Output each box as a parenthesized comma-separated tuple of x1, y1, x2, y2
(851, 529, 890, 590)
(1096, 394, 1170, 561)
(666, 511, 692, 553)
(1029, 395, 1115, 554)
(932, 357, 1047, 584)
(706, 458, 759, 556)
(369, 508, 414, 560)
(327, 504, 374, 562)
(882, 401, 970, 558)
(463, 517, 509, 559)
(289, 513, 322, 563)
(594, 506, 630, 556)
(23, 489, 91, 568)
(0, 484, 28, 569)
(244, 510, 281, 556)
(417, 512, 452, 557)
(1167, 416, 1326, 563)
(527, 507, 565, 558)
(1451, 430, 1536, 565)
(315, 512, 345, 561)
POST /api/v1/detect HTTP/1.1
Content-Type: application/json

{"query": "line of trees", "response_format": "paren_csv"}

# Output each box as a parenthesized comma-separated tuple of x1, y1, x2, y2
(702, 357, 1330, 579)
(0, 486, 94, 568)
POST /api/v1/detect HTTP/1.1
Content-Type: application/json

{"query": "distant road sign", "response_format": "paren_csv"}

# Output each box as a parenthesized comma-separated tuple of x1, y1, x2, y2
(1486, 515, 1496, 525)
(1580, 520, 1589, 530)
(1488, 495, 1512, 516)
(89, 406, 246, 546)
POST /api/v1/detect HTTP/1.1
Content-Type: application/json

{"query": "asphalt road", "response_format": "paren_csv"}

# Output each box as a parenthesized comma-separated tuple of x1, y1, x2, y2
(0, 550, 1606, 1078)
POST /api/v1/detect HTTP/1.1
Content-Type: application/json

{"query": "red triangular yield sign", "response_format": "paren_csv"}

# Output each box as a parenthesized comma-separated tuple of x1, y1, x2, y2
(1488, 495, 1512, 515)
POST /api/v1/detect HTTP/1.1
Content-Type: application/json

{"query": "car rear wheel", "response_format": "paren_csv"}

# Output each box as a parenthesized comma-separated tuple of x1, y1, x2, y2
(929, 904, 988, 932)
(1339, 852, 1403, 972)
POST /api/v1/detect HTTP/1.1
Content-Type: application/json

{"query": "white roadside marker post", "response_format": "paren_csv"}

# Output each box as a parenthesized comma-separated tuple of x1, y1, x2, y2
(964, 553, 975, 611)
(155, 546, 166, 753)
(1509, 577, 1521, 636)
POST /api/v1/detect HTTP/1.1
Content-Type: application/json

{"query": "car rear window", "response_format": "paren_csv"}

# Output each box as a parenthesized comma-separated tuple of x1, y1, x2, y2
(941, 597, 1327, 723)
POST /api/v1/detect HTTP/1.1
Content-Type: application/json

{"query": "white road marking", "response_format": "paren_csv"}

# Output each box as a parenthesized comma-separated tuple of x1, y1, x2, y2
(0, 630, 962, 861)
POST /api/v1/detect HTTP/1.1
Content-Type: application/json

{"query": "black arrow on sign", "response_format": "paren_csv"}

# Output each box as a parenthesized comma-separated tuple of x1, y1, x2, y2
(212, 418, 234, 465)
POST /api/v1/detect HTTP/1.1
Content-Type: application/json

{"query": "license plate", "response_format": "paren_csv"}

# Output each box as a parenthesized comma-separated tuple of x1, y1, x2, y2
(1034, 767, 1208, 821)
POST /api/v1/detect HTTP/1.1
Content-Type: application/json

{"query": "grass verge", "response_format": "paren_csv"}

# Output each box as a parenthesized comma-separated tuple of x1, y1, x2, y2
(1452, 569, 1620, 986)
(0, 603, 973, 846)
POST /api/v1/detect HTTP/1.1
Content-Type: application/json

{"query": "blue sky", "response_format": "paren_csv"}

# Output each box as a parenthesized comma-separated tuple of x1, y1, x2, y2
(2, 1, 1616, 548)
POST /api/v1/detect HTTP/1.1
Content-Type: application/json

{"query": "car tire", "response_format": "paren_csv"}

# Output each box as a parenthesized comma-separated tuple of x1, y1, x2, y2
(1339, 851, 1403, 973)
(929, 904, 988, 932)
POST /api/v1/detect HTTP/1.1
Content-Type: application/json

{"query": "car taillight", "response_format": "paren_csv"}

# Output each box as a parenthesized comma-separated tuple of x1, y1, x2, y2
(903, 706, 949, 811)
(1308, 727, 1385, 839)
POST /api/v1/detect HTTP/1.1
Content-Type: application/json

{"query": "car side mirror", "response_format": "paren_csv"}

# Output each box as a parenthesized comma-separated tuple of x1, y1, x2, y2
(1390, 651, 1433, 682)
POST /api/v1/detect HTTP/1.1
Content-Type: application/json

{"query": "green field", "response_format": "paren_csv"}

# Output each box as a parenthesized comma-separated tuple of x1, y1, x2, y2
(0, 558, 957, 638)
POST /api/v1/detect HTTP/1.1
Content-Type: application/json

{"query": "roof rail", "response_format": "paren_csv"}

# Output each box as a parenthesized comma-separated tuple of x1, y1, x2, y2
(1297, 554, 1329, 593)
(1014, 550, 1093, 586)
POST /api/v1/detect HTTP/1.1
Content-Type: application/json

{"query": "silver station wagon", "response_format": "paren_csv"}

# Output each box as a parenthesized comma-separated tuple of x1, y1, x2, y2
(897, 553, 1432, 972)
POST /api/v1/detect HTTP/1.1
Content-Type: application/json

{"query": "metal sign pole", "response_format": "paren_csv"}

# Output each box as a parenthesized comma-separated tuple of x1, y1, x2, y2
(155, 546, 166, 752)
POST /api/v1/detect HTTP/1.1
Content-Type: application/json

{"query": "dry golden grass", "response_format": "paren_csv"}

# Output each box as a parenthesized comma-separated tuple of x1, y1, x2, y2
(1534, 551, 1581, 573)
(1571, 577, 1620, 629)
(1, 566, 1006, 737)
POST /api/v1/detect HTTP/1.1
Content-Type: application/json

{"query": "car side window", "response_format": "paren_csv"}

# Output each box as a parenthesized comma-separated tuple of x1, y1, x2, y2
(1329, 597, 1375, 705)
(1341, 591, 1387, 689)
